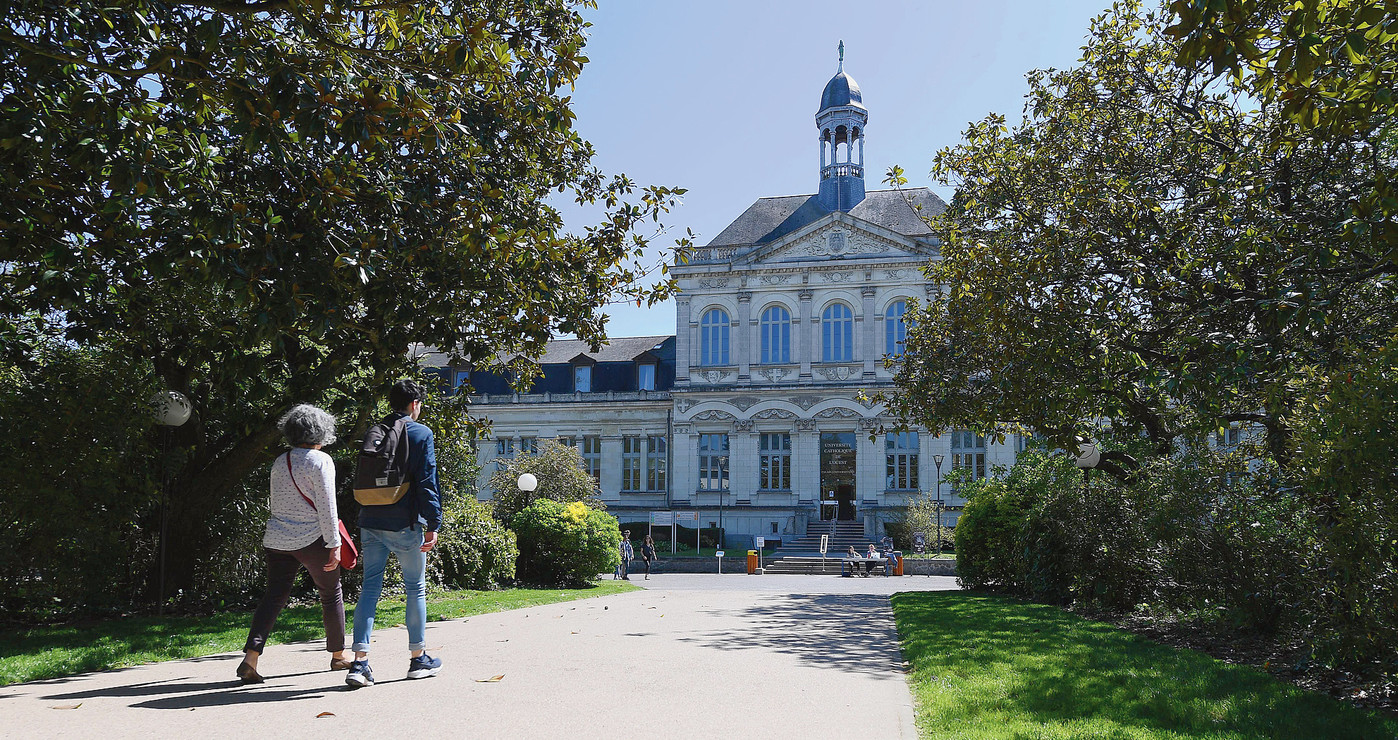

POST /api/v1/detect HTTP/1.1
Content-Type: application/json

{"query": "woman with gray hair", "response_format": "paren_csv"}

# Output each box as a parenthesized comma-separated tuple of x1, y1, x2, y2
(237, 403, 352, 683)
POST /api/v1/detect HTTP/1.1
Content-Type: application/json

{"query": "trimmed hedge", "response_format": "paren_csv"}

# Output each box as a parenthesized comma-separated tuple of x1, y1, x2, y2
(511, 500, 619, 586)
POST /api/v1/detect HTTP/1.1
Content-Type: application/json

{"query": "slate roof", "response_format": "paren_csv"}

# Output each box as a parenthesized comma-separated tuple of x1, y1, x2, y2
(820, 70, 865, 111)
(411, 335, 673, 368)
(706, 187, 946, 248)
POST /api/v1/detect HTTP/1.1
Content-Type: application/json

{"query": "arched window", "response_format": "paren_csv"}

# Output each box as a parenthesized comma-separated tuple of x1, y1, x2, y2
(885, 300, 910, 357)
(699, 308, 730, 366)
(821, 302, 854, 362)
(759, 305, 791, 364)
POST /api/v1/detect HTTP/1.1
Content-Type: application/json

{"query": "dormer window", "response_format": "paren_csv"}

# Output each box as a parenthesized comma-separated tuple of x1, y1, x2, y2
(569, 352, 596, 393)
(637, 363, 656, 391)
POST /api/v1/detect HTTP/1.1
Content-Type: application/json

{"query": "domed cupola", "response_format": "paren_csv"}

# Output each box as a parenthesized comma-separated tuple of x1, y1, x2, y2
(816, 41, 867, 212)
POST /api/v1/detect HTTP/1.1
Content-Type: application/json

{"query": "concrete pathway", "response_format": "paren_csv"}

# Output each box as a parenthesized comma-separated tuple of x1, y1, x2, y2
(0, 574, 960, 739)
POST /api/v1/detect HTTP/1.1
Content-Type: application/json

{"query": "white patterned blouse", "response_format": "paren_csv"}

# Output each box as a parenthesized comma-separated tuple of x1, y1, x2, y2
(263, 447, 341, 552)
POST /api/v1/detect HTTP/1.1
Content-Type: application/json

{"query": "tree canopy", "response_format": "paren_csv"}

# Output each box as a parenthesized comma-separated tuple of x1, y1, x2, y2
(884, 1, 1396, 478)
(0, 0, 685, 593)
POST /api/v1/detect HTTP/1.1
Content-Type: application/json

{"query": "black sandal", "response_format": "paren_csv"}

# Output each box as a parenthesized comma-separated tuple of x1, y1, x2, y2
(236, 661, 264, 684)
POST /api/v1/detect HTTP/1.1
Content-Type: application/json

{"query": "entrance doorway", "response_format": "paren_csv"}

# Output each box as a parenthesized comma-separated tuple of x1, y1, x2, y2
(819, 432, 857, 521)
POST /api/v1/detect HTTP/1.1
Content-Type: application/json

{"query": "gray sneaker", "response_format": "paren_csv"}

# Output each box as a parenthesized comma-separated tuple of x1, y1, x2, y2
(407, 653, 442, 679)
(345, 659, 374, 688)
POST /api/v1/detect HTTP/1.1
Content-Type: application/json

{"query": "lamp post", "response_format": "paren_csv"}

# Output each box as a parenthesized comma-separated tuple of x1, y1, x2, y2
(151, 391, 192, 616)
(932, 453, 945, 559)
(517, 472, 538, 494)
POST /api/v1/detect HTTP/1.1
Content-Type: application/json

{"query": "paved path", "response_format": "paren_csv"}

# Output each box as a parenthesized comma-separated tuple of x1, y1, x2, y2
(1, 574, 959, 739)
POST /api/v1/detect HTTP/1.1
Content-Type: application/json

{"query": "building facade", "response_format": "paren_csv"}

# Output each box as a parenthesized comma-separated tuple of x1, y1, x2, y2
(451, 52, 1024, 544)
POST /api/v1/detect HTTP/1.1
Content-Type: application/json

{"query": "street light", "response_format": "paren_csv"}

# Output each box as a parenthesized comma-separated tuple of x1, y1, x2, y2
(932, 453, 945, 559)
(517, 472, 539, 492)
(151, 390, 192, 616)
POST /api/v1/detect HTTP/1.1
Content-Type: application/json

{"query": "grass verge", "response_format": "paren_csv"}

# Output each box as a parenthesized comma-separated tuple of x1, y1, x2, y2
(0, 581, 637, 686)
(891, 591, 1397, 739)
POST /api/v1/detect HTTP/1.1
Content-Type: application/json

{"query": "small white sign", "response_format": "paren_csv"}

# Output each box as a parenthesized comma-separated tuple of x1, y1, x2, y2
(715, 550, 725, 558)
(819, 534, 829, 555)
(650, 510, 674, 526)
(754, 536, 765, 548)
(674, 511, 699, 525)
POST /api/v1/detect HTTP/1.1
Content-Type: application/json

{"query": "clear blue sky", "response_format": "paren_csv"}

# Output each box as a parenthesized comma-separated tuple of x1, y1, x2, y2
(562, 0, 1111, 338)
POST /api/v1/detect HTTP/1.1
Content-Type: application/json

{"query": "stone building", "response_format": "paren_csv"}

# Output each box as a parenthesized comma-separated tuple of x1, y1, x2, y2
(444, 50, 1025, 545)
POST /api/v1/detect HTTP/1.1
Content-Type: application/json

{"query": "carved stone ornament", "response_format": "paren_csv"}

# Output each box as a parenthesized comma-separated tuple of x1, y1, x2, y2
(796, 419, 817, 431)
(858, 417, 883, 431)
(815, 365, 859, 381)
(758, 274, 794, 286)
(697, 277, 730, 289)
(675, 399, 695, 413)
(789, 394, 824, 410)
(728, 396, 761, 411)
(692, 409, 737, 421)
(753, 408, 797, 420)
(733, 420, 754, 432)
(672, 423, 691, 435)
(798, 289, 814, 301)
(700, 370, 734, 384)
(821, 271, 856, 283)
(757, 367, 791, 383)
(884, 268, 908, 280)
(815, 407, 861, 419)
(861, 285, 878, 298)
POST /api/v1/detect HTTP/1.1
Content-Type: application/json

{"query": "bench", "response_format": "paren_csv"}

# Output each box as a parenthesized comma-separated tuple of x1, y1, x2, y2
(840, 556, 891, 577)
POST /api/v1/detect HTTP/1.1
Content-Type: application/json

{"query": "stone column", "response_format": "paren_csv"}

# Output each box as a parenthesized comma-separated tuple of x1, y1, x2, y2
(600, 434, 623, 501)
(732, 419, 757, 501)
(671, 423, 694, 506)
(675, 297, 691, 384)
(798, 288, 814, 379)
(736, 291, 752, 381)
(861, 285, 878, 377)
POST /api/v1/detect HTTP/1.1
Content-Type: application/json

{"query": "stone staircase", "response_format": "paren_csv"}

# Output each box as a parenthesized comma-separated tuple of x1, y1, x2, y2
(762, 521, 875, 574)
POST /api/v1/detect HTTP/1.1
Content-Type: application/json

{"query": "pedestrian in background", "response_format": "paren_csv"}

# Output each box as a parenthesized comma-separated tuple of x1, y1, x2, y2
(618, 530, 634, 580)
(640, 534, 657, 580)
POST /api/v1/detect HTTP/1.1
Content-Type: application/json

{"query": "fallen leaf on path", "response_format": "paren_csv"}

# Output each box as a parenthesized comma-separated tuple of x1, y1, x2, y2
(316, 712, 336, 718)
(475, 675, 505, 683)
(50, 704, 81, 710)
(570, 631, 578, 634)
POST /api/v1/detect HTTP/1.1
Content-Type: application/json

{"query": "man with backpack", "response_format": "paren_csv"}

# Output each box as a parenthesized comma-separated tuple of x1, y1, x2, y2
(345, 379, 442, 688)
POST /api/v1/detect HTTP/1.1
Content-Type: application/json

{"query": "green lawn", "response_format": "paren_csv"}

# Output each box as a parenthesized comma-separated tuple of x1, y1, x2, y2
(891, 591, 1397, 739)
(0, 582, 637, 686)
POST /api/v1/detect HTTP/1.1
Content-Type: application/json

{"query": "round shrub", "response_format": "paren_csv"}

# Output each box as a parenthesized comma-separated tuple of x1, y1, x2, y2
(429, 495, 518, 590)
(510, 500, 620, 586)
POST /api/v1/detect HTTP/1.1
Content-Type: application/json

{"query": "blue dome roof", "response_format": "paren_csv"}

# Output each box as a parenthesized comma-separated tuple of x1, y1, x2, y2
(819, 70, 865, 112)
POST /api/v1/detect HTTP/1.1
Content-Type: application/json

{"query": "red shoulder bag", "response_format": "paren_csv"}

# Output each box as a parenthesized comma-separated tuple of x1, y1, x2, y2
(286, 453, 359, 569)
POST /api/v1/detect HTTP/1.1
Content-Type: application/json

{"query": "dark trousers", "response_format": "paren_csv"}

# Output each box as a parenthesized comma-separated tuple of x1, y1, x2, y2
(244, 539, 345, 654)
(643, 558, 652, 576)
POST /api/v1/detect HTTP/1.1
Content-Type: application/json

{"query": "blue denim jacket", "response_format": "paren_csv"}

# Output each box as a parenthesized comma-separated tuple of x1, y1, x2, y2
(358, 415, 441, 532)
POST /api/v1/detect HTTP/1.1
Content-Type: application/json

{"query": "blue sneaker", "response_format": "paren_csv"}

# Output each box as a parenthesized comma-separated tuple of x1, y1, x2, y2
(345, 659, 374, 688)
(407, 653, 442, 679)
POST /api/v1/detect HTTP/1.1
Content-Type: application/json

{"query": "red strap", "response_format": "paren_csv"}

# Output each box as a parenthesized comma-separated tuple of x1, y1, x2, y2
(286, 453, 319, 512)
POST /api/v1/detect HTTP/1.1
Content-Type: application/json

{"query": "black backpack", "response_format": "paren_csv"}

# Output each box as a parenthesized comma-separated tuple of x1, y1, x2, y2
(353, 413, 412, 505)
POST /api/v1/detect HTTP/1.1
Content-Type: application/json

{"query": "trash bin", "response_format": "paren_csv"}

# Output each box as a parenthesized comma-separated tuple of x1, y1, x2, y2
(747, 550, 758, 574)
(893, 552, 904, 576)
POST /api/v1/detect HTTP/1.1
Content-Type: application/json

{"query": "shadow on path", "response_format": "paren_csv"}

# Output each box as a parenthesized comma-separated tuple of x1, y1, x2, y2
(680, 593, 904, 677)
(43, 670, 324, 702)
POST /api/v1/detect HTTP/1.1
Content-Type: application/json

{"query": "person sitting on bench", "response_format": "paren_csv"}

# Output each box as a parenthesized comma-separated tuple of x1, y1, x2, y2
(842, 545, 859, 577)
(865, 544, 880, 575)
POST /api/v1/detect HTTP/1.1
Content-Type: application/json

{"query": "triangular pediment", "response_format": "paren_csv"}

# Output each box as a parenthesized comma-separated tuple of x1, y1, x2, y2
(732, 212, 936, 267)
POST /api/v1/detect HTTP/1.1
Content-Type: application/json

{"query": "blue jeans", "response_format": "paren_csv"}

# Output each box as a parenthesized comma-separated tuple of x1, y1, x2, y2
(353, 526, 427, 653)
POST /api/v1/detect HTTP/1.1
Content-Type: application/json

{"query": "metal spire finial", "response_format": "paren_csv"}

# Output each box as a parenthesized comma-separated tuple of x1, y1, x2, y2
(838, 40, 844, 71)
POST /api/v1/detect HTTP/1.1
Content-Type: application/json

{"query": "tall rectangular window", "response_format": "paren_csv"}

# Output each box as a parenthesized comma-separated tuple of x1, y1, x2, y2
(494, 438, 515, 469)
(646, 435, 667, 491)
(573, 365, 592, 392)
(885, 431, 920, 490)
(951, 430, 986, 487)
(582, 435, 602, 488)
(637, 363, 656, 391)
(698, 433, 729, 491)
(622, 436, 643, 492)
(759, 433, 791, 490)
(519, 436, 537, 455)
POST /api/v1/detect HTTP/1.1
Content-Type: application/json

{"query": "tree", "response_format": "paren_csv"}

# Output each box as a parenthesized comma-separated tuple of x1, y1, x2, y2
(0, 0, 686, 595)
(488, 438, 600, 524)
(884, 1, 1396, 477)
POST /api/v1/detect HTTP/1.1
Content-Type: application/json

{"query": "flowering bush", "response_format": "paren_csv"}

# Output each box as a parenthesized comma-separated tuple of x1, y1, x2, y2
(510, 499, 620, 586)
